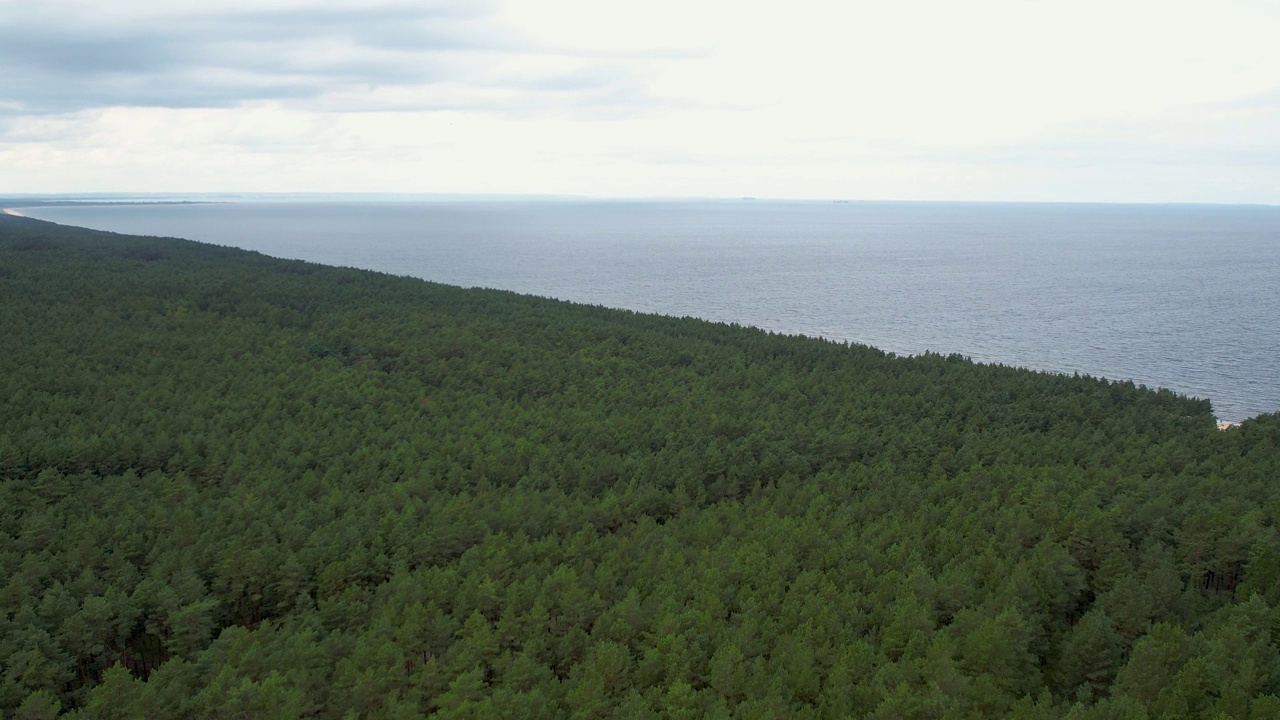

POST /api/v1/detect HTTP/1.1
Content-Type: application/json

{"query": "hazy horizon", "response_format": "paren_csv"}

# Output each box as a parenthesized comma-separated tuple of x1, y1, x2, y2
(3, 192, 1279, 210)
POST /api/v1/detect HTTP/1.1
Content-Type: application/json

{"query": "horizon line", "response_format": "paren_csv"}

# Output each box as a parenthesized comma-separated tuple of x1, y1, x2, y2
(3, 191, 1278, 209)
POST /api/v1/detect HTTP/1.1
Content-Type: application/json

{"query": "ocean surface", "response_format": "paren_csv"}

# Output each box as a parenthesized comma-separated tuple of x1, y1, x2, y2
(19, 199, 1280, 422)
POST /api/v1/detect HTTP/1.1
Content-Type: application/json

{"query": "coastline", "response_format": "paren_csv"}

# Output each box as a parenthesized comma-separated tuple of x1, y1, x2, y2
(1, 206, 1273, 425)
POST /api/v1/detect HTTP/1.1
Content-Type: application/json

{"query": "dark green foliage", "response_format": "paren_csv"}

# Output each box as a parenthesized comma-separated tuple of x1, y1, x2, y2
(3, 214, 1280, 717)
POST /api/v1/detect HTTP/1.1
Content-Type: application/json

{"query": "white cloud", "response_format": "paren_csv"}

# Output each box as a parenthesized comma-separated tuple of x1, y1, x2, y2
(2, 0, 1278, 201)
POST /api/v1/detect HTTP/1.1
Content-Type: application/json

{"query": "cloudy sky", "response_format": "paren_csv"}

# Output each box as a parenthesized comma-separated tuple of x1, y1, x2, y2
(2, 0, 1279, 202)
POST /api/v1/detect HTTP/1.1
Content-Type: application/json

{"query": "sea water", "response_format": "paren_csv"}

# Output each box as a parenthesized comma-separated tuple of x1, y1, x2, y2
(21, 199, 1280, 422)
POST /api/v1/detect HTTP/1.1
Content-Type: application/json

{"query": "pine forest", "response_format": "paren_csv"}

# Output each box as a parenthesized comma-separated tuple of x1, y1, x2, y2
(4, 214, 1280, 719)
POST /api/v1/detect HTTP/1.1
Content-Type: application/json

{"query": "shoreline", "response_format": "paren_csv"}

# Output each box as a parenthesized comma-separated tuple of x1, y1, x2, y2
(1, 208, 1272, 425)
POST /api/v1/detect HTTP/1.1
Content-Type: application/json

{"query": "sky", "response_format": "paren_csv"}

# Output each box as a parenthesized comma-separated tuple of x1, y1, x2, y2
(2, 0, 1279, 203)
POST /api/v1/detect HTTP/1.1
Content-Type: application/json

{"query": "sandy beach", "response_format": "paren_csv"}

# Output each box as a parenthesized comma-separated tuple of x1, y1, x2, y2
(2, 208, 26, 217)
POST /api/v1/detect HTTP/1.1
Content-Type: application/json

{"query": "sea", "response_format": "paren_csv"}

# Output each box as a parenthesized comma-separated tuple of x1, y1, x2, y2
(16, 199, 1280, 423)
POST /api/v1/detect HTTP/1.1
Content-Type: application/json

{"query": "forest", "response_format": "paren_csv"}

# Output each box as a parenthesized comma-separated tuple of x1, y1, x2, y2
(3, 213, 1280, 719)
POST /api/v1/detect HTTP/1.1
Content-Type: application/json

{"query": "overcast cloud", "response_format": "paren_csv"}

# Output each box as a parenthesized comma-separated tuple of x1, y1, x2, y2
(2, 0, 1279, 202)
(0, 2, 660, 116)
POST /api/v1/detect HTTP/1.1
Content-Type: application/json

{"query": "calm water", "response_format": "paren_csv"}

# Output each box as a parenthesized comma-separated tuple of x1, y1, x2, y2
(21, 200, 1280, 422)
